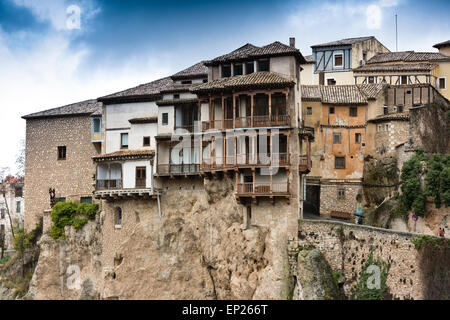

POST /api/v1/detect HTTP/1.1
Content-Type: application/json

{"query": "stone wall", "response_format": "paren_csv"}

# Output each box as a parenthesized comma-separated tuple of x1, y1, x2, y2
(298, 219, 450, 300)
(24, 116, 100, 231)
(319, 181, 362, 217)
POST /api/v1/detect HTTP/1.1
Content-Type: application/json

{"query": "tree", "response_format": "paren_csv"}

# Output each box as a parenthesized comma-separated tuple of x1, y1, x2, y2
(0, 168, 16, 241)
(15, 139, 25, 179)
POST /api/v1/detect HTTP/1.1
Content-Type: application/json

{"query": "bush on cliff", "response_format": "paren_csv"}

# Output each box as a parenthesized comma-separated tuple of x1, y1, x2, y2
(49, 202, 99, 239)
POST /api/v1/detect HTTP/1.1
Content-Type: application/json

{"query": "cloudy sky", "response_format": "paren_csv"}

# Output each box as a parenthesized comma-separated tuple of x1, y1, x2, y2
(0, 0, 449, 173)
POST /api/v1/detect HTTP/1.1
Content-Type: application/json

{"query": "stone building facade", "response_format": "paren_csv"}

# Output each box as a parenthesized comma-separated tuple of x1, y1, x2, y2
(22, 100, 102, 230)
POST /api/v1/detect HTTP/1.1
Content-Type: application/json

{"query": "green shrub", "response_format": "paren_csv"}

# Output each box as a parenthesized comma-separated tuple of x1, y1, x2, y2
(49, 201, 99, 239)
(0, 255, 11, 264)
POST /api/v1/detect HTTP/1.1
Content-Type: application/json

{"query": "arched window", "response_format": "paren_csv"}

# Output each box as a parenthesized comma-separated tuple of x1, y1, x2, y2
(115, 207, 122, 226)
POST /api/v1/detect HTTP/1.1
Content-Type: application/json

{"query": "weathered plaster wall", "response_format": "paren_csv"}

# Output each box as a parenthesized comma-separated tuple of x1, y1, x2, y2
(298, 219, 450, 300)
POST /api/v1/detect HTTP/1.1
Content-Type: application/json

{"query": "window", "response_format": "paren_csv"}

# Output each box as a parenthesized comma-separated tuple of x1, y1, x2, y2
(57, 146, 66, 160)
(329, 107, 335, 114)
(400, 76, 408, 85)
(55, 197, 66, 203)
(173, 94, 180, 99)
(438, 77, 446, 89)
(162, 113, 169, 126)
(0, 224, 4, 235)
(233, 64, 243, 76)
(397, 105, 403, 113)
(335, 156, 346, 169)
(333, 133, 342, 144)
(245, 62, 254, 74)
(368, 76, 376, 84)
(16, 200, 21, 213)
(334, 53, 343, 68)
(0, 209, 5, 219)
(136, 167, 146, 188)
(363, 52, 367, 62)
(385, 124, 389, 131)
(143, 136, 150, 147)
(81, 197, 92, 204)
(257, 59, 269, 72)
(120, 133, 129, 149)
(383, 106, 388, 115)
(115, 207, 122, 226)
(93, 118, 101, 133)
(203, 79, 207, 83)
(349, 107, 357, 117)
(307, 107, 312, 115)
(222, 64, 231, 78)
(337, 188, 345, 200)
(327, 79, 336, 86)
(377, 124, 382, 132)
(15, 186, 23, 197)
(355, 133, 361, 144)
(181, 80, 192, 85)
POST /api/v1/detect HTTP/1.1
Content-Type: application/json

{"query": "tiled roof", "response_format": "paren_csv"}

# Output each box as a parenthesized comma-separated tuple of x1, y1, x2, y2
(170, 61, 208, 80)
(301, 84, 383, 104)
(433, 40, 450, 49)
(311, 36, 375, 48)
(367, 51, 450, 64)
(301, 85, 322, 101)
(156, 98, 199, 106)
(98, 77, 173, 103)
(368, 113, 410, 123)
(354, 63, 436, 73)
(93, 150, 154, 162)
(206, 41, 306, 65)
(22, 99, 101, 119)
(191, 72, 294, 94)
(304, 55, 315, 63)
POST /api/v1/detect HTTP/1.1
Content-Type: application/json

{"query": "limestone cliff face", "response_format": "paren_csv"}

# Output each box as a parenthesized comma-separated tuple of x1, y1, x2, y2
(27, 177, 293, 300)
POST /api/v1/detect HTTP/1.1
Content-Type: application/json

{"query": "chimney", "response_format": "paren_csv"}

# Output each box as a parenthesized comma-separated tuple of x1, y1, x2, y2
(289, 37, 296, 48)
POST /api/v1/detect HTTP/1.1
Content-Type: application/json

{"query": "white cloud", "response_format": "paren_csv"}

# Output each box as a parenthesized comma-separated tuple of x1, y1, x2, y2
(366, 4, 383, 29)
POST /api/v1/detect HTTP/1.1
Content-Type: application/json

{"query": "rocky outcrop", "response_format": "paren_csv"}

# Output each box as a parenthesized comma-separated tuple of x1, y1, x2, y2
(295, 249, 339, 300)
(27, 176, 294, 300)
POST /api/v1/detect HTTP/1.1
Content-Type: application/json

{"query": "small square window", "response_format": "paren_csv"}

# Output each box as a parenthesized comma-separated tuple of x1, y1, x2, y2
(203, 79, 207, 83)
(335, 156, 345, 169)
(1, 208, 5, 219)
(81, 197, 92, 204)
(16, 200, 21, 213)
(162, 113, 169, 126)
(143, 136, 150, 147)
(57, 146, 66, 160)
(327, 79, 336, 86)
(55, 197, 66, 203)
(329, 107, 335, 114)
(307, 107, 312, 115)
(383, 106, 389, 115)
(245, 62, 254, 74)
(222, 65, 231, 78)
(233, 64, 243, 76)
(120, 133, 129, 149)
(181, 80, 191, 85)
(334, 54, 343, 67)
(400, 76, 408, 85)
(397, 105, 403, 113)
(173, 94, 180, 99)
(337, 188, 345, 200)
(333, 133, 341, 144)
(257, 59, 269, 72)
(350, 107, 357, 117)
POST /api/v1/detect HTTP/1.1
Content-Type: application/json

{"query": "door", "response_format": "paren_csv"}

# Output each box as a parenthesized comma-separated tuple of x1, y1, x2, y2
(135, 167, 146, 188)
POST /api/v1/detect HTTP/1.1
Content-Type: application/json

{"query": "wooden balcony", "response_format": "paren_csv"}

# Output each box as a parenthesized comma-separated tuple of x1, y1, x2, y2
(299, 155, 312, 174)
(235, 182, 289, 198)
(174, 124, 195, 133)
(94, 187, 160, 200)
(203, 115, 290, 131)
(156, 163, 200, 176)
(201, 153, 290, 172)
(96, 179, 122, 190)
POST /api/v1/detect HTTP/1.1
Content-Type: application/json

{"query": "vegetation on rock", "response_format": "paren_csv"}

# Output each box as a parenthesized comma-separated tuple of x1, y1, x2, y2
(49, 202, 99, 239)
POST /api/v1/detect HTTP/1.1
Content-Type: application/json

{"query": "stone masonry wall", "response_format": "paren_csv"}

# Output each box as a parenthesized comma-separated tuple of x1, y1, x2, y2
(319, 181, 362, 217)
(298, 219, 450, 300)
(24, 116, 100, 231)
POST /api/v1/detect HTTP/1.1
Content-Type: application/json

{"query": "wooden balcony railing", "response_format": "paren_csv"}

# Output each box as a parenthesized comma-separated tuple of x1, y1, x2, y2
(157, 164, 200, 175)
(203, 115, 290, 130)
(299, 155, 312, 173)
(96, 179, 122, 190)
(202, 153, 289, 169)
(236, 182, 289, 195)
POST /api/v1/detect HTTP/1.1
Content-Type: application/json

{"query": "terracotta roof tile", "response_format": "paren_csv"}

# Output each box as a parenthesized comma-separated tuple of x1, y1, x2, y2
(22, 99, 101, 119)
(301, 85, 322, 100)
(433, 40, 450, 49)
(304, 55, 314, 63)
(354, 63, 436, 73)
(311, 36, 375, 48)
(301, 84, 383, 104)
(156, 98, 199, 106)
(367, 51, 449, 64)
(192, 72, 294, 93)
(170, 61, 208, 80)
(128, 116, 158, 124)
(356, 84, 384, 99)
(368, 112, 410, 123)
